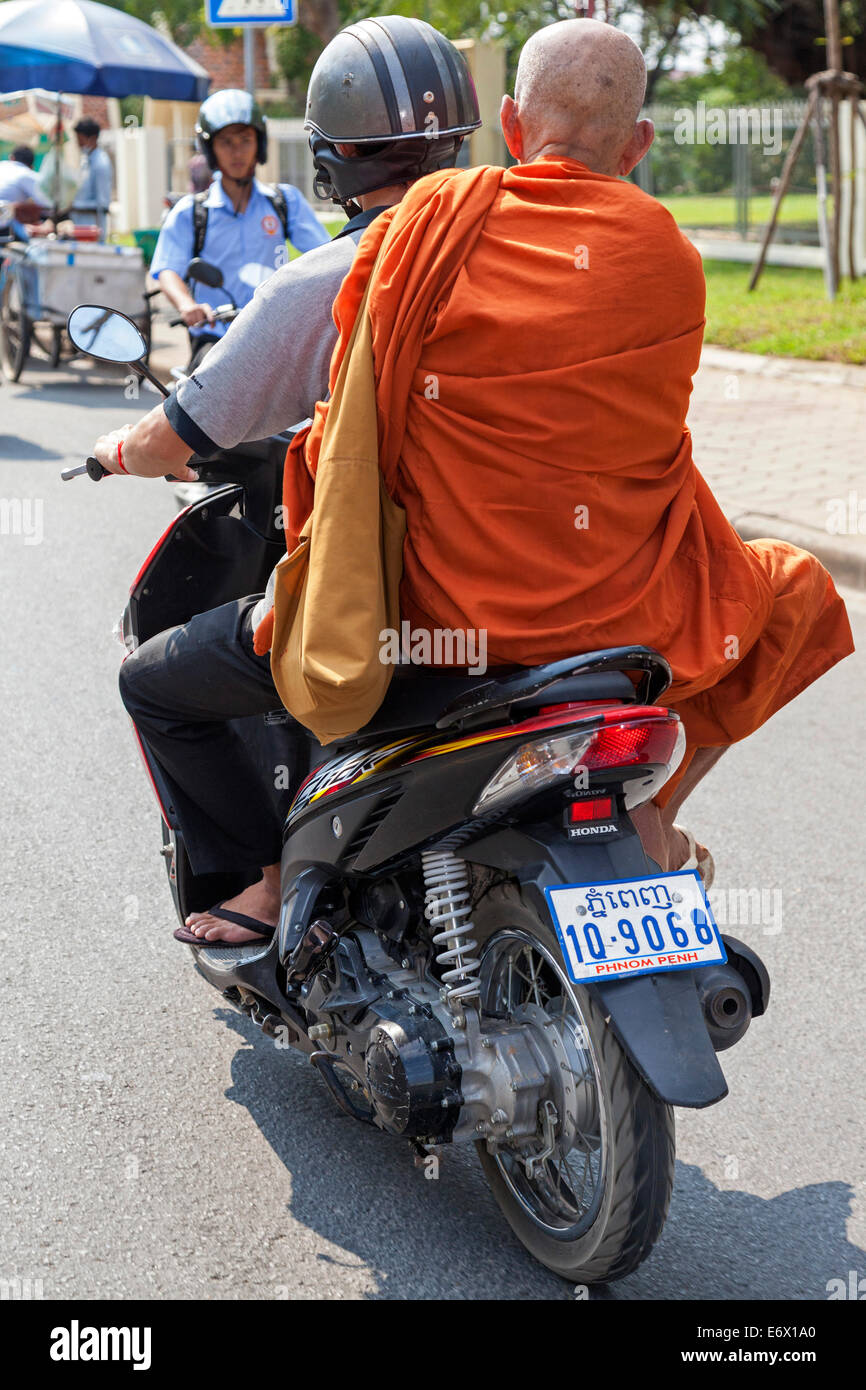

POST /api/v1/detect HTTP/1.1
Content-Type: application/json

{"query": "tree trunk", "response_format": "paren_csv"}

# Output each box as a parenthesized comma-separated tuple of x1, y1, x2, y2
(298, 0, 342, 47)
(644, 21, 683, 105)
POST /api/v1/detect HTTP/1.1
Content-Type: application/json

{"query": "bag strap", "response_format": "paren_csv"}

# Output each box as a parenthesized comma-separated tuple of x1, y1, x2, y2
(191, 191, 209, 262)
(264, 184, 289, 241)
(313, 238, 386, 467)
(192, 185, 287, 264)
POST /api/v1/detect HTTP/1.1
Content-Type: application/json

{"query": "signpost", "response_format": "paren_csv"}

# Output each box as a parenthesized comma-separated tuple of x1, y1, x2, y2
(205, 0, 295, 22)
(204, 0, 296, 98)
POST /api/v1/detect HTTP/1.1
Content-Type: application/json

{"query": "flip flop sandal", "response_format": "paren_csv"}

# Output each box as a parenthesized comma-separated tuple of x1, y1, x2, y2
(673, 825, 715, 891)
(173, 902, 277, 948)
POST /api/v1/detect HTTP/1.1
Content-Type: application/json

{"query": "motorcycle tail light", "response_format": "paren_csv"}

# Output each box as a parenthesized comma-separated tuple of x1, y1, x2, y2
(472, 730, 595, 816)
(472, 714, 684, 817)
(583, 715, 684, 772)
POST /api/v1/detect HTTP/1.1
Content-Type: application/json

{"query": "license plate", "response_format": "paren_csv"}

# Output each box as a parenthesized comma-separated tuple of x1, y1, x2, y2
(545, 871, 725, 985)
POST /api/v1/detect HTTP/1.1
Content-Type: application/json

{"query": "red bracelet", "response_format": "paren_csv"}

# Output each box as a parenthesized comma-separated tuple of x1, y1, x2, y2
(117, 438, 129, 474)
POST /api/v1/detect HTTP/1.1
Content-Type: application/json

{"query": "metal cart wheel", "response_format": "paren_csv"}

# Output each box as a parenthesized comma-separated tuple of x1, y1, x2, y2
(0, 271, 31, 382)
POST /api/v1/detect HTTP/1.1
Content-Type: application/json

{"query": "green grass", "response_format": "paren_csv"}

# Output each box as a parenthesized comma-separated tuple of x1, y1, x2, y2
(287, 215, 345, 259)
(703, 259, 866, 363)
(660, 192, 816, 231)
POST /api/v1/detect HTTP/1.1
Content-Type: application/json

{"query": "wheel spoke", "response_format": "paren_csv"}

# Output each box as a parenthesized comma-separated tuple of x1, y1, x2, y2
(521, 946, 540, 1005)
(484, 927, 607, 1236)
(508, 962, 536, 994)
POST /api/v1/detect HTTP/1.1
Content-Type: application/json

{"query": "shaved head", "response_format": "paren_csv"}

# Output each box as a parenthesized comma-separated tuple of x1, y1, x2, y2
(504, 19, 651, 176)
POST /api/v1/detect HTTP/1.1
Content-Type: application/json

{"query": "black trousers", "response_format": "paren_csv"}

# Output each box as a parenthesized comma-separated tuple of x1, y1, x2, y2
(119, 596, 306, 876)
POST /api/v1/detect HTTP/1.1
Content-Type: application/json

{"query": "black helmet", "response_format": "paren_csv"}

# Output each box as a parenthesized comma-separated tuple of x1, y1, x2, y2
(196, 89, 268, 171)
(305, 16, 481, 210)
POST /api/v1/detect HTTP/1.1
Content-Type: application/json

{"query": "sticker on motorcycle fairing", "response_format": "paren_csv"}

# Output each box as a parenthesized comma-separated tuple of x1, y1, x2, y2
(545, 871, 725, 985)
(287, 735, 424, 824)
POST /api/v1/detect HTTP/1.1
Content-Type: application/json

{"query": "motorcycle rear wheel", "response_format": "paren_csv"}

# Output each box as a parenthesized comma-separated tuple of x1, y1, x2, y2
(472, 882, 675, 1286)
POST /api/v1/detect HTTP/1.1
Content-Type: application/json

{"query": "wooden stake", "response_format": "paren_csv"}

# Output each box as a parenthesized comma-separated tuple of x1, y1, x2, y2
(824, 0, 843, 286)
(829, 92, 842, 286)
(748, 89, 817, 291)
(813, 93, 837, 299)
(856, 94, 861, 279)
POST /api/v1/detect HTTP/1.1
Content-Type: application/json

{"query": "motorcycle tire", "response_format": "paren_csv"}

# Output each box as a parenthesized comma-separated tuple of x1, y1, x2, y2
(472, 881, 675, 1286)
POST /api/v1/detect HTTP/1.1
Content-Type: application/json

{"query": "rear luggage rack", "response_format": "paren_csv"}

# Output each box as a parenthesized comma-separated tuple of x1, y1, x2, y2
(435, 647, 672, 730)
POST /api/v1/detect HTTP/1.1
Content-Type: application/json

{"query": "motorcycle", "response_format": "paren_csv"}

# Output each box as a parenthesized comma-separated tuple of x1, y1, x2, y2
(62, 303, 770, 1286)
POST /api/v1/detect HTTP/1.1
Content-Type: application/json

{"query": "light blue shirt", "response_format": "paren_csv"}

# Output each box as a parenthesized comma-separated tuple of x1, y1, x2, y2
(0, 160, 51, 209)
(71, 145, 113, 236)
(150, 173, 329, 339)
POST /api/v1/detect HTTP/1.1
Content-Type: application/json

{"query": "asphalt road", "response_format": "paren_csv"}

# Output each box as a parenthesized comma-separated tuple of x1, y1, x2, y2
(1, 354, 864, 1301)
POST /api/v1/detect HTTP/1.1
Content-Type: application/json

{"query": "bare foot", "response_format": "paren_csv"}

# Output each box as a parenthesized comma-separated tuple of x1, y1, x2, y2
(666, 826, 692, 871)
(185, 873, 280, 943)
(667, 827, 711, 873)
(632, 806, 709, 874)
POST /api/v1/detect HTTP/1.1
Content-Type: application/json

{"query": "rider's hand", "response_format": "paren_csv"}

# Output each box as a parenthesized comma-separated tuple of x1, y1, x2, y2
(181, 302, 216, 328)
(93, 422, 199, 482)
(94, 424, 134, 475)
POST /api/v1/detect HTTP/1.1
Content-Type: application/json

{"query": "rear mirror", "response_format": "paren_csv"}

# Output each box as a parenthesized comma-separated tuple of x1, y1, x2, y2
(67, 305, 147, 364)
(185, 257, 223, 289)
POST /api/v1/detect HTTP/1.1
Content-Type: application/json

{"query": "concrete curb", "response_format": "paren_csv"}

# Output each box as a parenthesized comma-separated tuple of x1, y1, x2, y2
(700, 344, 866, 390)
(730, 511, 866, 593)
(689, 234, 826, 272)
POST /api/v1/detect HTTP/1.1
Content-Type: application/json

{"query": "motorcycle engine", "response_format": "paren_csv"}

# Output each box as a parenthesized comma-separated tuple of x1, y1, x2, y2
(364, 1009, 461, 1140)
(300, 930, 463, 1143)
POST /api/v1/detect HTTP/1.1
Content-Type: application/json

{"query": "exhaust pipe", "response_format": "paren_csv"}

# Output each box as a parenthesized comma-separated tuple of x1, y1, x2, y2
(694, 964, 753, 1051)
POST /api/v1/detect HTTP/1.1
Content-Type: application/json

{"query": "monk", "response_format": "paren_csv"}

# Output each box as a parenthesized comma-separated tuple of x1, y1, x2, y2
(258, 17, 853, 877)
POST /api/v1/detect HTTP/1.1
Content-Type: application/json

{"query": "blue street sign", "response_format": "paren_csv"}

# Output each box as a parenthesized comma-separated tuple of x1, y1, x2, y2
(205, 0, 296, 27)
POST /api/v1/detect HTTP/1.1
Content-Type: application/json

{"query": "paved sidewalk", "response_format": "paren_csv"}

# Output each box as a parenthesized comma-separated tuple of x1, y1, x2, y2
(689, 347, 866, 590)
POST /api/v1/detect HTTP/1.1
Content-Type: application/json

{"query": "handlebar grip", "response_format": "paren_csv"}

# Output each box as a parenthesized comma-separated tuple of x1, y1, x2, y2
(86, 456, 109, 481)
(169, 316, 184, 328)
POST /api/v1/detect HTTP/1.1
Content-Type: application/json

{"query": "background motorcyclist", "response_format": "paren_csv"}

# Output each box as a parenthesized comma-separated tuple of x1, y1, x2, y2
(149, 88, 328, 372)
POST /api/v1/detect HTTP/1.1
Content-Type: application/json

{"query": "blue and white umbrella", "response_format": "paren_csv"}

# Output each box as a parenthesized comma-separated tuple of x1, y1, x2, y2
(0, 0, 210, 101)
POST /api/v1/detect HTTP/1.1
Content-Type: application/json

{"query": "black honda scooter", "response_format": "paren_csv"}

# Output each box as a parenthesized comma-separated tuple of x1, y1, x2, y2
(63, 304, 770, 1286)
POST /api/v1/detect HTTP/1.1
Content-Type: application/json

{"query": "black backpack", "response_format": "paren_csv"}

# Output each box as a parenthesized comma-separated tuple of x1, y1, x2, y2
(191, 184, 289, 261)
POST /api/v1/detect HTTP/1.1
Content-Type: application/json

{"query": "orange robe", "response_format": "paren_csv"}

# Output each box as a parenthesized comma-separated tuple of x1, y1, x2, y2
(258, 158, 853, 800)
